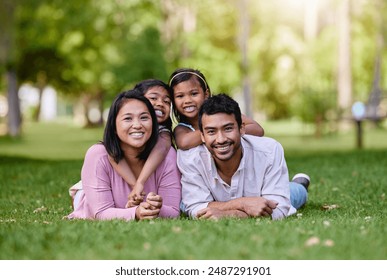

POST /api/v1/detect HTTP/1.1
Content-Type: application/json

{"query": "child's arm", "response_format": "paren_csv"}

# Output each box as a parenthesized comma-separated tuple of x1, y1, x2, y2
(108, 156, 137, 187)
(132, 131, 172, 196)
(242, 114, 264, 136)
(174, 125, 203, 150)
(109, 156, 143, 207)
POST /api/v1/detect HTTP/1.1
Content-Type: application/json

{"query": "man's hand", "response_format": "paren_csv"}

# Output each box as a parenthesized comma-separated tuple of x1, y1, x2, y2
(237, 197, 278, 217)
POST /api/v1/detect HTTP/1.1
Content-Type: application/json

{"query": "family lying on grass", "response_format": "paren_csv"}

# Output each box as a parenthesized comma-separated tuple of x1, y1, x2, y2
(67, 68, 310, 221)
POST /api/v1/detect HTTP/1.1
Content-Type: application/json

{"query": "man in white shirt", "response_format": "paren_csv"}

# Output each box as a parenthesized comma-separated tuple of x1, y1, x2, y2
(177, 93, 309, 220)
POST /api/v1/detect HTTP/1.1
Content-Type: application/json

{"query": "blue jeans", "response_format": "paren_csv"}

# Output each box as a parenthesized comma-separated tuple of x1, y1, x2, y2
(290, 182, 308, 209)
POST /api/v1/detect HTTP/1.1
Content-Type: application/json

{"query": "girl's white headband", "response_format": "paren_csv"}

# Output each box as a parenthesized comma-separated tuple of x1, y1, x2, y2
(169, 71, 208, 90)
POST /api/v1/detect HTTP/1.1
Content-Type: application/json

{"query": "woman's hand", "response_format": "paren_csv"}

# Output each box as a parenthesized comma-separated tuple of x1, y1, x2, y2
(135, 201, 160, 220)
(146, 192, 163, 210)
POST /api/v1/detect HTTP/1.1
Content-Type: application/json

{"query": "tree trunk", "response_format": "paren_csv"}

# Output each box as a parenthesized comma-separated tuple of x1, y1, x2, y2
(314, 113, 323, 138)
(1, 0, 21, 136)
(32, 71, 47, 122)
(239, 0, 252, 118)
(82, 92, 104, 128)
(366, 0, 384, 123)
(337, 0, 352, 116)
(160, 1, 195, 63)
(6, 69, 22, 137)
(304, 0, 318, 41)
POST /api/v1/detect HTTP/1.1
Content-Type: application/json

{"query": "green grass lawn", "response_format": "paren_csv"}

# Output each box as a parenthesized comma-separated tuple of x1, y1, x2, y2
(0, 121, 386, 259)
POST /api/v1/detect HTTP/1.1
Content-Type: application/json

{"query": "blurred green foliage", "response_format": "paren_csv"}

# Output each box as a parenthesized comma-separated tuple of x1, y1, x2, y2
(0, 0, 386, 125)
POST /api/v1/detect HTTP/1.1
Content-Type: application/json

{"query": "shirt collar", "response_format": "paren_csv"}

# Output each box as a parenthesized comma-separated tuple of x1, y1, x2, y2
(238, 141, 246, 171)
(206, 139, 246, 178)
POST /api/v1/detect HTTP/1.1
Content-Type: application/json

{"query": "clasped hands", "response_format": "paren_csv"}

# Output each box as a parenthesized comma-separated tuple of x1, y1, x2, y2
(197, 197, 278, 220)
(131, 192, 163, 220)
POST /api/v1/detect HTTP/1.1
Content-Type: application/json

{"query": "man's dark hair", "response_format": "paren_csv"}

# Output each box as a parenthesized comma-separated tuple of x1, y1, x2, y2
(198, 93, 242, 132)
(103, 89, 159, 163)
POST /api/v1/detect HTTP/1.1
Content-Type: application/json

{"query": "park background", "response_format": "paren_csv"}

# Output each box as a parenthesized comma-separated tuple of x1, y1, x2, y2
(0, 0, 386, 260)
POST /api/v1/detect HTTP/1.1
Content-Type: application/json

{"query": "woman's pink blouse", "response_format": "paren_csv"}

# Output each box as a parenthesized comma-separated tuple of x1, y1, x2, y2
(67, 144, 181, 221)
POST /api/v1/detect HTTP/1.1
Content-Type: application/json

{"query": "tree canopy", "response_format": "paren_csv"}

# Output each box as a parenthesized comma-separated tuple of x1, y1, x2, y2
(0, 0, 386, 135)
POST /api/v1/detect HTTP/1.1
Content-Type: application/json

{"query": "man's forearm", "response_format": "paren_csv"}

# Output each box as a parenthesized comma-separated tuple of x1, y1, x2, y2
(221, 209, 249, 218)
(207, 199, 243, 211)
(208, 196, 277, 218)
(196, 206, 248, 219)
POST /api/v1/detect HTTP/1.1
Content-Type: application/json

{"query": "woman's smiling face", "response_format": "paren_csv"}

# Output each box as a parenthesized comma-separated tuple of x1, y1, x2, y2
(115, 99, 153, 152)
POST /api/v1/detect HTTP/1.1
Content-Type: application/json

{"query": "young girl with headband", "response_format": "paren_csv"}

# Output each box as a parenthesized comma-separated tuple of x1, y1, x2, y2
(168, 68, 264, 150)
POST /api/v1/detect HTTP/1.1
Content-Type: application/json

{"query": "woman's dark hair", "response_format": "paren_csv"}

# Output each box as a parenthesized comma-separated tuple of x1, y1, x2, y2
(134, 79, 173, 132)
(103, 89, 159, 163)
(198, 93, 242, 132)
(168, 68, 211, 122)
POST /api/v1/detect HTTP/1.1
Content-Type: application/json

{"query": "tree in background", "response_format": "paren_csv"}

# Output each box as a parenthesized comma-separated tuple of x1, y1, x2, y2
(161, 0, 241, 94)
(352, 0, 386, 123)
(0, 0, 21, 137)
(294, 0, 337, 136)
(1, 0, 385, 137)
(1, 0, 170, 131)
(337, 0, 352, 118)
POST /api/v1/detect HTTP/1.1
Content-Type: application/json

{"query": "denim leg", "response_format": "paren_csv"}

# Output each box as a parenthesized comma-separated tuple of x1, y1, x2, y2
(289, 182, 308, 209)
(180, 201, 186, 213)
